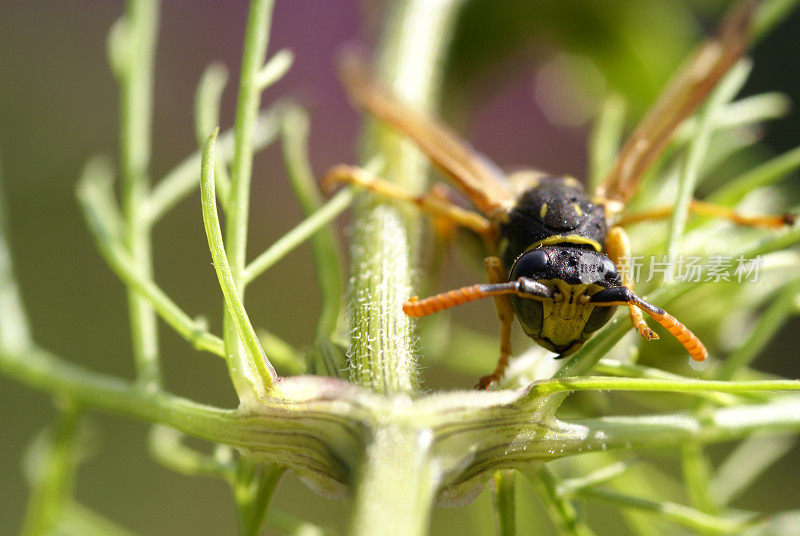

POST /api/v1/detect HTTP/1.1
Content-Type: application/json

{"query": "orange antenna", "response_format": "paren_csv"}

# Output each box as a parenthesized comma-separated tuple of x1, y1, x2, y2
(590, 287, 707, 362)
(403, 279, 553, 318)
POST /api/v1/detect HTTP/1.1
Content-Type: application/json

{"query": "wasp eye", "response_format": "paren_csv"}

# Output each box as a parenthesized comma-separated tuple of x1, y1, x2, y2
(513, 249, 549, 278)
(602, 257, 618, 275)
(602, 257, 621, 284)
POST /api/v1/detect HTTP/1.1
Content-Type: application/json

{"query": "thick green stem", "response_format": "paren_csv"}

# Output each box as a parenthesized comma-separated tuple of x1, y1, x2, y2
(224, 0, 276, 401)
(347, 0, 465, 395)
(348, 425, 440, 536)
(119, 0, 160, 390)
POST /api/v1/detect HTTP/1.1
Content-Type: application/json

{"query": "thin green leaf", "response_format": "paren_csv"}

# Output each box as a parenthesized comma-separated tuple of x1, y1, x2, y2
(200, 129, 276, 396)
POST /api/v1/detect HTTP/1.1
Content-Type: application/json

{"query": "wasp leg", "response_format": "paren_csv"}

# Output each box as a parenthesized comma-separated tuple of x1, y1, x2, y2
(322, 164, 495, 240)
(475, 256, 514, 390)
(617, 199, 795, 229)
(606, 227, 659, 341)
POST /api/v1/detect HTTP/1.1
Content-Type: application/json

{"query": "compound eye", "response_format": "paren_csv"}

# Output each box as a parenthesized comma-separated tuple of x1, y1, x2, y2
(513, 249, 550, 278)
(601, 257, 620, 283)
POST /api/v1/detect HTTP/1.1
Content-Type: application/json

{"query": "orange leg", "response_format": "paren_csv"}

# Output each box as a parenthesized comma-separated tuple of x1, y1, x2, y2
(617, 199, 795, 229)
(322, 164, 495, 240)
(605, 226, 659, 341)
(476, 257, 515, 390)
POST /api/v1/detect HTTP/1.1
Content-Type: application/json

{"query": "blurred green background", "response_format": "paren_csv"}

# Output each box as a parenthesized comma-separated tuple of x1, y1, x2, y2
(1, 1, 799, 534)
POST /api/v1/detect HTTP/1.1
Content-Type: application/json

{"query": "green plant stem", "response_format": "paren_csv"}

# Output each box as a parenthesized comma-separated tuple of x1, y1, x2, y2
(280, 104, 344, 341)
(554, 460, 636, 498)
(148, 425, 235, 479)
(524, 466, 597, 536)
(147, 108, 280, 223)
(243, 189, 353, 285)
(593, 360, 740, 405)
(118, 0, 160, 390)
(234, 462, 285, 536)
(4, 342, 800, 492)
(673, 92, 789, 147)
(711, 435, 797, 506)
(710, 145, 800, 205)
(20, 401, 83, 536)
(665, 61, 750, 280)
(0, 158, 31, 352)
(201, 130, 276, 398)
(224, 0, 276, 402)
(752, 0, 800, 43)
(347, 0, 465, 395)
(523, 376, 800, 399)
(195, 63, 232, 208)
(266, 509, 327, 536)
(716, 276, 800, 380)
(256, 48, 293, 90)
(573, 488, 754, 535)
(61, 502, 141, 536)
(588, 93, 625, 190)
(492, 470, 517, 536)
(348, 425, 440, 536)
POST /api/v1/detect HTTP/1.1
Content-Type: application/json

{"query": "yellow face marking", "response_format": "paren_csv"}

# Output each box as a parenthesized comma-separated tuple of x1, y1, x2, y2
(524, 235, 602, 253)
(539, 203, 548, 219)
(540, 282, 594, 346)
(573, 203, 583, 217)
(533, 281, 605, 347)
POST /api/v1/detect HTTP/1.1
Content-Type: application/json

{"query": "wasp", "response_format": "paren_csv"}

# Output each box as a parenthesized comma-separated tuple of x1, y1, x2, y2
(324, 0, 793, 388)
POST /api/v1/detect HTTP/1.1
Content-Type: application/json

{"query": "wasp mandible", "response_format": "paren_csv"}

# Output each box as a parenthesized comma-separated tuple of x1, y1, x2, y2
(324, 0, 794, 388)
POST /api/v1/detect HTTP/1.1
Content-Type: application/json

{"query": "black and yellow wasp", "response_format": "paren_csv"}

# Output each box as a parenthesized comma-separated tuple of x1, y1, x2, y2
(324, 0, 792, 388)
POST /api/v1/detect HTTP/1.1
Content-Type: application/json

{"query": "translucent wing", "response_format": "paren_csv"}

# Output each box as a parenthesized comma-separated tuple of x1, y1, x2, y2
(595, 0, 756, 205)
(339, 52, 513, 216)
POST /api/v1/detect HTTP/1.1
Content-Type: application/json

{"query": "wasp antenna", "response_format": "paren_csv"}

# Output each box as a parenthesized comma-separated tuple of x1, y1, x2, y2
(403, 278, 553, 318)
(590, 287, 707, 362)
(403, 285, 497, 317)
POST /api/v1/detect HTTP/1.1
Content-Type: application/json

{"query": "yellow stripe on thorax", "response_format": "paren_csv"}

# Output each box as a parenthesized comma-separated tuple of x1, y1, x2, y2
(524, 235, 602, 252)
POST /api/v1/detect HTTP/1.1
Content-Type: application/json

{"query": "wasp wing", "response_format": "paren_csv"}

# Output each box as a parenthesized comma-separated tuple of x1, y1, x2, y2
(595, 0, 756, 206)
(339, 52, 513, 216)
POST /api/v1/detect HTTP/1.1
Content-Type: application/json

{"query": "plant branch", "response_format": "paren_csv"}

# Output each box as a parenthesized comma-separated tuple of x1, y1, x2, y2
(492, 470, 517, 536)
(573, 488, 755, 534)
(665, 60, 751, 279)
(280, 104, 345, 342)
(523, 466, 597, 536)
(117, 0, 161, 389)
(0, 156, 31, 352)
(195, 63, 232, 208)
(20, 401, 84, 536)
(243, 189, 353, 285)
